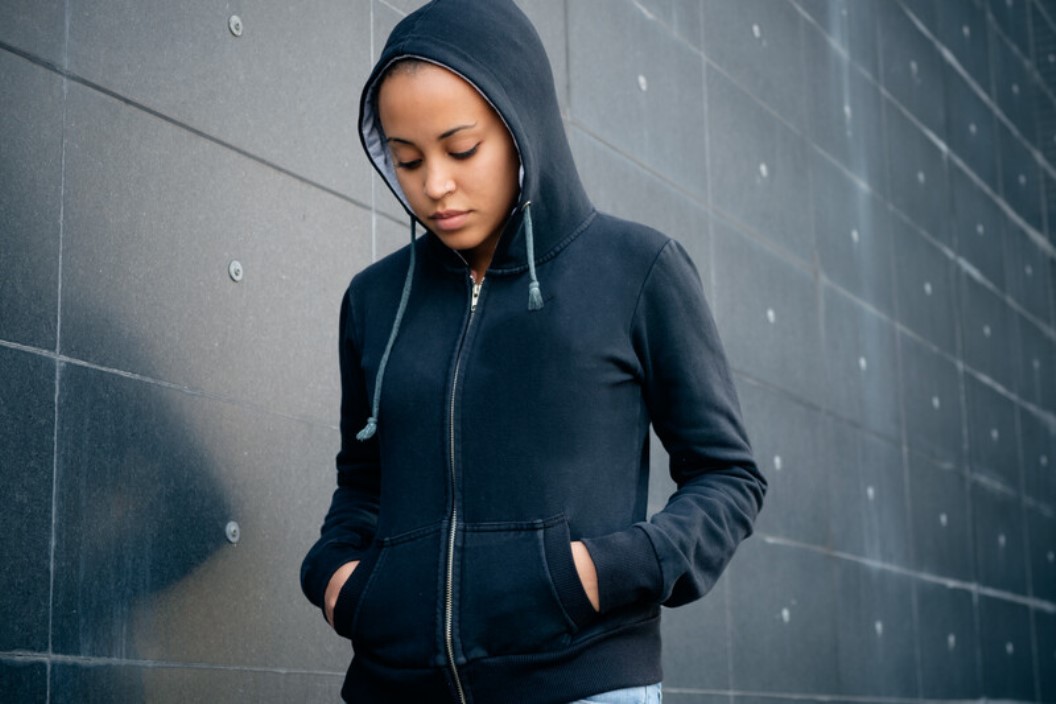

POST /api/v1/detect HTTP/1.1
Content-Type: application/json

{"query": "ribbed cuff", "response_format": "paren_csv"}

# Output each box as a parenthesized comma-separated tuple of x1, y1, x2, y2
(582, 525, 663, 613)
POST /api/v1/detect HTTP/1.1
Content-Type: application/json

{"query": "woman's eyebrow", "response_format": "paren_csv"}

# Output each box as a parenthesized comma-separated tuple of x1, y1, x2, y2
(385, 123, 478, 145)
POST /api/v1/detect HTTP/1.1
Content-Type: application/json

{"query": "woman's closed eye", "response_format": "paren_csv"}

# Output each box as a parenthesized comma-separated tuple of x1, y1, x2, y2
(450, 143, 480, 160)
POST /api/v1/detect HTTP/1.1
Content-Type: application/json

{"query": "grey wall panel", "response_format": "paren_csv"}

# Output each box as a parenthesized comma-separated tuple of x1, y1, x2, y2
(821, 285, 901, 441)
(965, 374, 1020, 488)
(961, 272, 1020, 391)
(706, 66, 813, 260)
(878, 1, 947, 142)
(908, 453, 974, 581)
(568, 0, 707, 200)
(0, 0, 65, 67)
(943, 61, 999, 190)
(804, 25, 887, 197)
(936, 0, 991, 90)
(798, 0, 881, 82)
(66, 0, 374, 202)
(884, 98, 951, 246)
(991, 32, 1037, 145)
(891, 215, 959, 356)
(969, 479, 1029, 595)
(989, 0, 1031, 58)
(701, 0, 807, 133)
(0, 51, 64, 350)
(998, 119, 1044, 231)
(0, 348, 54, 653)
(914, 581, 980, 698)
(51, 362, 347, 672)
(1019, 405, 1056, 507)
(1005, 224, 1055, 324)
(1026, 506, 1056, 601)
(1035, 608, 1056, 702)
(636, 0, 705, 50)
(59, 82, 369, 422)
(978, 594, 1037, 700)
(660, 580, 729, 690)
(810, 144, 894, 316)
(712, 220, 825, 408)
(950, 163, 1006, 289)
(898, 330, 964, 468)
(0, 659, 47, 704)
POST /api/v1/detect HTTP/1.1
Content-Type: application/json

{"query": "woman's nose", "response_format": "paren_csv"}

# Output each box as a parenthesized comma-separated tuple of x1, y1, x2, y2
(423, 163, 455, 200)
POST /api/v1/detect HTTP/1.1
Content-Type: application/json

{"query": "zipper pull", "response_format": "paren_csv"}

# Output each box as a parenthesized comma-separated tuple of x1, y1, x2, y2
(471, 279, 483, 311)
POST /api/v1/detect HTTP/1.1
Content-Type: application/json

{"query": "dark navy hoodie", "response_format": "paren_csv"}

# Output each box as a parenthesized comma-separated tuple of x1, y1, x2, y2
(301, 1, 766, 702)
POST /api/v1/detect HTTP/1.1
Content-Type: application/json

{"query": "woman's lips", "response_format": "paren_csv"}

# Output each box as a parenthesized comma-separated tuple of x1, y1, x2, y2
(431, 210, 469, 231)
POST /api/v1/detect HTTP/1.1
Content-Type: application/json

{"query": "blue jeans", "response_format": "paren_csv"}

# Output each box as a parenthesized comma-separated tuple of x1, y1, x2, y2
(568, 683, 662, 704)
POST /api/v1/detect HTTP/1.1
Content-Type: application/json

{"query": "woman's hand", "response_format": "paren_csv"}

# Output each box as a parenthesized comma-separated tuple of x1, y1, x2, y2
(325, 560, 360, 628)
(571, 541, 600, 612)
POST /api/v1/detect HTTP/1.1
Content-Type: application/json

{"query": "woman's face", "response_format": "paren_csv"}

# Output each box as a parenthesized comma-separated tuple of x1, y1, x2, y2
(378, 62, 520, 277)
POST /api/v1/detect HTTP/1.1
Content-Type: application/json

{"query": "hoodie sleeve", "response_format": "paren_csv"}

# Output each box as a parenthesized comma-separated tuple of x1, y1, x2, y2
(583, 239, 766, 613)
(300, 286, 381, 612)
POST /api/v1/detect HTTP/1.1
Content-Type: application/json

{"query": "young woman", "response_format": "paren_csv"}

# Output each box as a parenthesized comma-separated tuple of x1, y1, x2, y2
(301, 2, 766, 702)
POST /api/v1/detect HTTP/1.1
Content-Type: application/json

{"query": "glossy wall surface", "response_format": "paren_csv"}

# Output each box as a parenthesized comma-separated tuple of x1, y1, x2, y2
(1, 0, 1054, 702)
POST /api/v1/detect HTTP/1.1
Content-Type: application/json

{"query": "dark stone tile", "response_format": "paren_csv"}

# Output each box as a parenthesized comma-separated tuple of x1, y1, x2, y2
(992, 26, 1038, 144)
(0, 51, 63, 350)
(965, 374, 1020, 488)
(51, 363, 348, 672)
(799, 0, 881, 80)
(50, 662, 343, 704)
(949, 163, 1006, 289)
(1036, 608, 1056, 702)
(1019, 405, 1056, 508)
(899, 331, 964, 467)
(977, 594, 1036, 700)
(636, 0, 705, 50)
(707, 66, 813, 260)
(821, 285, 901, 441)
(668, 694, 730, 704)
(988, 0, 1032, 61)
(0, 659, 47, 704)
(0, 347, 54, 652)
(877, 1, 946, 141)
(1005, 224, 1054, 324)
(825, 417, 910, 566)
(833, 561, 918, 697)
(0, 0, 66, 67)
(901, 0, 937, 31)
(736, 380, 827, 547)
(970, 480, 1028, 595)
(908, 453, 974, 581)
(661, 579, 729, 689)
(711, 220, 825, 408)
(998, 119, 1044, 230)
(568, 0, 707, 199)
(914, 581, 980, 698)
(891, 216, 958, 356)
(803, 23, 887, 195)
(515, 0, 569, 114)
(66, 0, 374, 201)
(936, 0, 991, 88)
(60, 82, 370, 422)
(943, 61, 998, 190)
(884, 96, 951, 245)
(701, 0, 807, 132)
(728, 539, 839, 692)
(960, 273, 1019, 392)
(569, 127, 712, 295)
(1026, 506, 1056, 601)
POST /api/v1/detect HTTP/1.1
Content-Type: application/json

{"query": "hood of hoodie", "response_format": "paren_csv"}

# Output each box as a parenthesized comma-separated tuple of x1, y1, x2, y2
(358, 0, 595, 273)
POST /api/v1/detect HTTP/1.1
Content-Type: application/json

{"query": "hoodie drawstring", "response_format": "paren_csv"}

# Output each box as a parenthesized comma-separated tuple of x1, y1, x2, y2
(523, 201, 544, 311)
(357, 219, 418, 441)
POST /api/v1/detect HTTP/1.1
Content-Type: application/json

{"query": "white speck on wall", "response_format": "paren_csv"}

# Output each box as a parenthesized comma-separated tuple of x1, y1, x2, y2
(874, 620, 883, 637)
(947, 633, 956, 650)
(932, 395, 941, 410)
(939, 512, 948, 527)
(766, 308, 776, 324)
(781, 607, 791, 624)
(773, 455, 783, 472)
(866, 485, 875, 501)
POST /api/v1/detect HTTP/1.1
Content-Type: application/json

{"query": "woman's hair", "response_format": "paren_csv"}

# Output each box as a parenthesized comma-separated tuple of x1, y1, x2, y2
(379, 57, 429, 85)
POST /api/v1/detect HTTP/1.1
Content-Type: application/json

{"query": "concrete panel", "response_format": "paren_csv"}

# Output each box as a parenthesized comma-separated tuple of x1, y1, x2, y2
(707, 66, 813, 260)
(908, 453, 974, 582)
(0, 51, 64, 350)
(59, 82, 370, 422)
(964, 374, 1020, 488)
(977, 594, 1036, 700)
(0, 659, 47, 704)
(998, 120, 1043, 231)
(50, 662, 342, 704)
(804, 25, 887, 197)
(1019, 406, 1056, 508)
(1036, 608, 1056, 701)
(960, 273, 1019, 392)
(51, 363, 348, 672)
(712, 220, 825, 408)
(1004, 224, 1054, 324)
(833, 560, 918, 697)
(0, 348, 54, 653)
(935, 0, 990, 89)
(949, 163, 1006, 289)
(824, 417, 910, 567)
(988, 0, 1031, 57)
(636, 0, 704, 50)
(701, 0, 807, 132)
(1026, 506, 1056, 602)
(943, 61, 998, 190)
(970, 480, 1028, 595)
(891, 217, 958, 356)
(821, 285, 901, 441)
(798, 0, 881, 80)
(810, 151, 893, 315)
(737, 381, 828, 548)
(728, 540, 839, 692)
(990, 24, 1036, 143)
(568, 0, 707, 199)
(660, 579, 729, 689)
(898, 331, 964, 467)
(515, 0, 569, 116)
(883, 96, 951, 245)
(877, 1, 946, 141)
(0, 0, 65, 67)
(914, 582, 980, 698)
(66, 0, 373, 202)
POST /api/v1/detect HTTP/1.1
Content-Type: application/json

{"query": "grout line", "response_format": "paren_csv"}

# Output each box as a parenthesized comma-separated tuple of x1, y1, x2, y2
(0, 651, 345, 678)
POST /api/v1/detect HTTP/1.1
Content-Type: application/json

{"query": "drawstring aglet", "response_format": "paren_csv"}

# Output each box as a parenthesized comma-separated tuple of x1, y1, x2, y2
(528, 281, 543, 311)
(356, 417, 378, 441)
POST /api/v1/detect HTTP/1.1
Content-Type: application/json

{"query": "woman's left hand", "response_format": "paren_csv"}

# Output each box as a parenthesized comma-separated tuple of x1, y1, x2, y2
(571, 541, 600, 612)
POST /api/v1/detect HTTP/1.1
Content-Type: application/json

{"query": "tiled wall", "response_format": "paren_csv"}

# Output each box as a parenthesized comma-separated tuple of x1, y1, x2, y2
(1, 0, 1053, 702)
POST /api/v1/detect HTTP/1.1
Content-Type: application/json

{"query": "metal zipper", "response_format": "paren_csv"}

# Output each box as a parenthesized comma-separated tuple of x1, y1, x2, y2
(445, 275, 482, 704)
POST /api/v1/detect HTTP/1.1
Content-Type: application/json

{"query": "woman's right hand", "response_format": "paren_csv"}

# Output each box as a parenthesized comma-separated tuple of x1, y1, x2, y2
(325, 560, 360, 628)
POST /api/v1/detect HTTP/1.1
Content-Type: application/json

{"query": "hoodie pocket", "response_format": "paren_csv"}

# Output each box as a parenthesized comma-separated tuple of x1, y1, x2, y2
(459, 515, 598, 660)
(343, 523, 444, 667)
